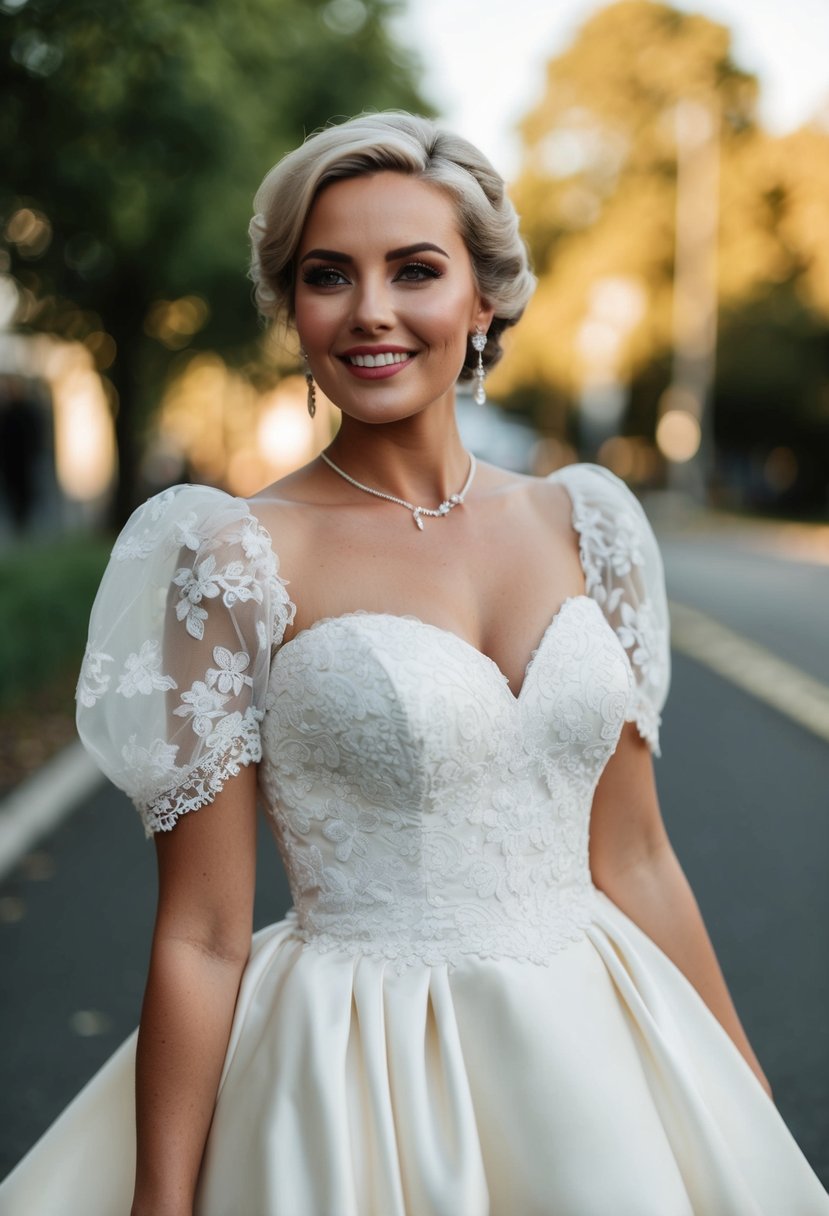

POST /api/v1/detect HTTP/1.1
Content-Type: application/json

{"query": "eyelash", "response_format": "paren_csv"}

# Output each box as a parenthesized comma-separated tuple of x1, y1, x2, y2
(301, 261, 443, 287)
(397, 261, 442, 281)
(301, 267, 348, 287)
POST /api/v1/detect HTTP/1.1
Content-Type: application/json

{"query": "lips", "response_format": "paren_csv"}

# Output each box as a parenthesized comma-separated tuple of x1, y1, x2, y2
(337, 347, 416, 380)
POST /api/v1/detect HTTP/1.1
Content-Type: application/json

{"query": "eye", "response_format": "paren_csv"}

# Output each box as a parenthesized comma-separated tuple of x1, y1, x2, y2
(394, 261, 443, 282)
(301, 266, 349, 288)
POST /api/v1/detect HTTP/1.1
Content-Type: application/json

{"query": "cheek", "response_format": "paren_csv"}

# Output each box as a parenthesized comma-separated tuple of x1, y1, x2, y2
(294, 292, 339, 346)
(409, 290, 477, 346)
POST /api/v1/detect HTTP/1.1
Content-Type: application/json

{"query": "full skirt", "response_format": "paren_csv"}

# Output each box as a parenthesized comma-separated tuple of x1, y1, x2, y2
(1, 892, 827, 1216)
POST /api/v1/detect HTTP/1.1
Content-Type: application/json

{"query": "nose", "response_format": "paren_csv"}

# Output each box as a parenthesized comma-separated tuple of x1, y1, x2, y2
(349, 273, 394, 334)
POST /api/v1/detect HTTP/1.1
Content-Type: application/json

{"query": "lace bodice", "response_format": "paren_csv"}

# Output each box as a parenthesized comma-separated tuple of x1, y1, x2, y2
(259, 598, 632, 968)
(76, 464, 670, 968)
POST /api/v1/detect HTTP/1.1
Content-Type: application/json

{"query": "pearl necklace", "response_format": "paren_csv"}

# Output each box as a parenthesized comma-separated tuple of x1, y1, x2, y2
(320, 450, 476, 530)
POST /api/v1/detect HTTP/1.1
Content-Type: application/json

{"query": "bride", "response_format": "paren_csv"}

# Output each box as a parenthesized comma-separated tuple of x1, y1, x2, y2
(2, 111, 826, 1215)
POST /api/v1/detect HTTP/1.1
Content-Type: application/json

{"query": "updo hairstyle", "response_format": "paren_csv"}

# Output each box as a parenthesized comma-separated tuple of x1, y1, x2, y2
(249, 111, 536, 378)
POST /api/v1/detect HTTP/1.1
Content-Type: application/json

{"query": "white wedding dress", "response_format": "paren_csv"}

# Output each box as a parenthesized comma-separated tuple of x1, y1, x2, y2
(2, 463, 827, 1215)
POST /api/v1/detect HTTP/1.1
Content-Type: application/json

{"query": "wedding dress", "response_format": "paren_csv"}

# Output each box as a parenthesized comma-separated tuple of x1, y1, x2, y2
(1, 463, 826, 1215)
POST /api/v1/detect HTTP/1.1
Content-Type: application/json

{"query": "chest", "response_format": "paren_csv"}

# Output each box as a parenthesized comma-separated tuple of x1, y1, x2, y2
(272, 494, 585, 696)
(260, 599, 634, 819)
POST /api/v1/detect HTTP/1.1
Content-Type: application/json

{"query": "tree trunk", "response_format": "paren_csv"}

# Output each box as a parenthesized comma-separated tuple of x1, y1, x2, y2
(107, 292, 148, 531)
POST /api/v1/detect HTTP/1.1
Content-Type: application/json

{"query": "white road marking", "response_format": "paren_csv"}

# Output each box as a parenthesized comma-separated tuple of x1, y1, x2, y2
(669, 599, 829, 744)
(0, 742, 103, 883)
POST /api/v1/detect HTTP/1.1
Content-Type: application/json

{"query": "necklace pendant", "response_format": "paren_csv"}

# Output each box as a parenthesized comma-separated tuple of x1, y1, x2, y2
(319, 450, 476, 531)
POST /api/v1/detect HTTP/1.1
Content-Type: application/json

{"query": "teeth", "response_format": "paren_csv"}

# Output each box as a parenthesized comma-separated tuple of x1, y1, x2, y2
(347, 352, 411, 367)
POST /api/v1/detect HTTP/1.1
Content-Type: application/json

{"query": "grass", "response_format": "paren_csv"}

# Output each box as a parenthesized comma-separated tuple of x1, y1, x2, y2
(0, 534, 112, 795)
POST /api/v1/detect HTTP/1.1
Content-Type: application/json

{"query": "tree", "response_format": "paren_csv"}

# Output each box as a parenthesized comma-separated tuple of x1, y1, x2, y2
(498, 0, 829, 507)
(499, 1, 756, 400)
(1, 0, 427, 520)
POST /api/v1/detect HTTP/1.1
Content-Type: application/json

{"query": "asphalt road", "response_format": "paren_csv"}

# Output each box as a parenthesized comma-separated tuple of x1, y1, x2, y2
(661, 534, 829, 683)
(1, 534, 827, 1188)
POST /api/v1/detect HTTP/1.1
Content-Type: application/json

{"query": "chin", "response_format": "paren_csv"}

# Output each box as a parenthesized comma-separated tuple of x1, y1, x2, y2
(333, 384, 459, 425)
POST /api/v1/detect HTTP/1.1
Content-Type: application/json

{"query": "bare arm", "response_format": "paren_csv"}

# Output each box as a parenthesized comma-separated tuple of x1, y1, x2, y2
(130, 762, 258, 1216)
(589, 721, 772, 1099)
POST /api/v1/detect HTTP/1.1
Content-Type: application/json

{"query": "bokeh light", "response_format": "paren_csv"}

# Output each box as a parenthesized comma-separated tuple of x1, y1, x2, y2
(656, 409, 702, 463)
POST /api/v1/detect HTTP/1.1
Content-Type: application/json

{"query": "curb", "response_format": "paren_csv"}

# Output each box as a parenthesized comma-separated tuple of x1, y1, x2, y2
(0, 741, 104, 884)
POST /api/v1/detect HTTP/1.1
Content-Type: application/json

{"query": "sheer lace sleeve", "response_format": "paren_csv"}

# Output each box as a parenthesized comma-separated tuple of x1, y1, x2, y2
(548, 463, 670, 756)
(75, 484, 295, 835)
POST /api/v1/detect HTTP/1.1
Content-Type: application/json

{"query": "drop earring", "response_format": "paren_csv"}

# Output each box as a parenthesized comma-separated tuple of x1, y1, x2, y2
(471, 328, 487, 405)
(301, 350, 316, 418)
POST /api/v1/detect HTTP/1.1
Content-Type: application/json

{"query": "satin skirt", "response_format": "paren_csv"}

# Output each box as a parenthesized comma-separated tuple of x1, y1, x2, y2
(2, 893, 827, 1216)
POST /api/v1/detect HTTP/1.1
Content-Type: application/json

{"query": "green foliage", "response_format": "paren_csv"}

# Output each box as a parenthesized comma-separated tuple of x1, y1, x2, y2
(2, 0, 425, 339)
(0, 535, 112, 709)
(1, 0, 428, 514)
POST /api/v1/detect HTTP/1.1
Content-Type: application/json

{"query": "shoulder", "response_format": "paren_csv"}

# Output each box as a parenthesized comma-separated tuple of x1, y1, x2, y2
(545, 462, 659, 559)
(111, 483, 259, 564)
(100, 482, 294, 644)
(540, 462, 666, 607)
(514, 460, 641, 512)
(518, 461, 648, 545)
(111, 482, 287, 592)
(475, 463, 573, 536)
(546, 461, 642, 516)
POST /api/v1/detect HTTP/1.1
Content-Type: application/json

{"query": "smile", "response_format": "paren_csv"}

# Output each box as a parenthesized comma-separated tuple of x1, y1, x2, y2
(339, 350, 416, 381)
(345, 352, 413, 367)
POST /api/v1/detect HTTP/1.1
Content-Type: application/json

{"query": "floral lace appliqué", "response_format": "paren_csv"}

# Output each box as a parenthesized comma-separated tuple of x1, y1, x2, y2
(138, 706, 264, 836)
(76, 483, 297, 835)
(550, 464, 670, 756)
(76, 643, 114, 707)
(260, 605, 631, 973)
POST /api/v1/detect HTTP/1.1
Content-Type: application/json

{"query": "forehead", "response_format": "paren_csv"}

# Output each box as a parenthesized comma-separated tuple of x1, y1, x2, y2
(298, 171, 464, 253)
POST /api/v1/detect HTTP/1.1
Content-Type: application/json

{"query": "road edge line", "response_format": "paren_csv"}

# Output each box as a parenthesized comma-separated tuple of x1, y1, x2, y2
(669, 599, 829, 744)
(0, 742, 104, 884)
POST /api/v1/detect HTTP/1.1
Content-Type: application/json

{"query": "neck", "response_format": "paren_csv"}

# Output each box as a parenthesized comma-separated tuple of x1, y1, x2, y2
(326, 407, 471, 505)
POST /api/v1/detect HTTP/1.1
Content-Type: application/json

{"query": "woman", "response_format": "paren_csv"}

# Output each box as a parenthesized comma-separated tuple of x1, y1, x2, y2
(1, 111, 826, 1216)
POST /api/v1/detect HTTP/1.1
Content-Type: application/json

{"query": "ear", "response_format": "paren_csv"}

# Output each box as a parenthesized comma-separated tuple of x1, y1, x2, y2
(473, 298, 495, 333)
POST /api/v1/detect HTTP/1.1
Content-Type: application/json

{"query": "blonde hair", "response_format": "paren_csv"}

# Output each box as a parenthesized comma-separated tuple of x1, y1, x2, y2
(249, 111, 536, 376)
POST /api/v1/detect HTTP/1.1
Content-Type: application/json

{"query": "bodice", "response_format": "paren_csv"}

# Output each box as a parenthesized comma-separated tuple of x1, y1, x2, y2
(75, 463, 671, 973)
(258, 597, 634, 968)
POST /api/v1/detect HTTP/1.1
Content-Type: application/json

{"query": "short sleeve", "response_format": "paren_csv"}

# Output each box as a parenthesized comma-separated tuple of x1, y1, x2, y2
(549, 463, 670, 756)
(75, 484, 295, 835)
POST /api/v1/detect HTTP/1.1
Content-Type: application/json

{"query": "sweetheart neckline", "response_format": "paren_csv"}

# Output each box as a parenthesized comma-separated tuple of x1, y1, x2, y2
(273, 594, 602, 704)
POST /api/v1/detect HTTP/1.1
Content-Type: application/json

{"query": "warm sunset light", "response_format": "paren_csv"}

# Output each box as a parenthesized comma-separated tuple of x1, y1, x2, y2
(656, 408, 702, 463)
(155, 359, 335, 494)
(257, 378, 315, 470)
(46, 341, 116, 501)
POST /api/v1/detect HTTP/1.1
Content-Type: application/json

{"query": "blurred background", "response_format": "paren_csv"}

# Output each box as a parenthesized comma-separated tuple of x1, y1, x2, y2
(1, 0, 828, 1185)
(2, 0, 828, 786)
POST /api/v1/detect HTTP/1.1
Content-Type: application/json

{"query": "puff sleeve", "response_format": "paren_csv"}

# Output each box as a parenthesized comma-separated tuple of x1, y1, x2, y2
(549, 463, 671, 756)
(75, 484, 295, 835)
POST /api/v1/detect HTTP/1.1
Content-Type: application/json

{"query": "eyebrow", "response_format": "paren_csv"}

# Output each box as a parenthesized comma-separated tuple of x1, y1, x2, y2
(299, 242, 450, 265)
